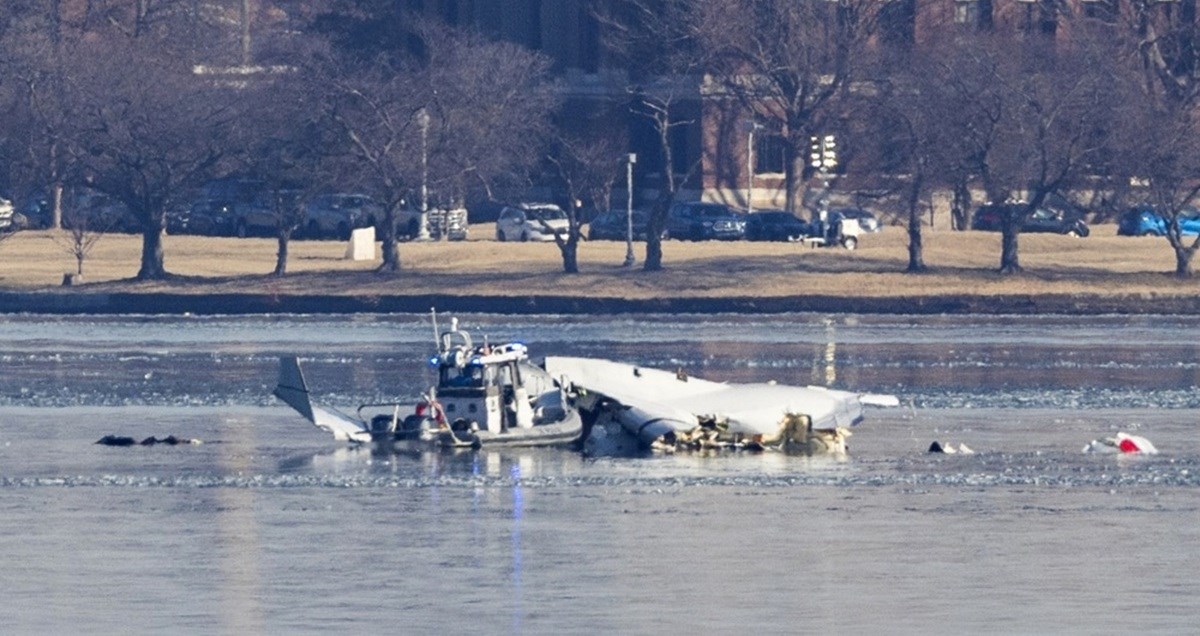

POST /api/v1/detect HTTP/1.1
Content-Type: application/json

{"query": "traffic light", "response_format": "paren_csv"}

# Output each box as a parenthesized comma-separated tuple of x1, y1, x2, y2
(809, 136, 822, 169)
(809, 134, 838, 172)
(821, 135, 837, 171)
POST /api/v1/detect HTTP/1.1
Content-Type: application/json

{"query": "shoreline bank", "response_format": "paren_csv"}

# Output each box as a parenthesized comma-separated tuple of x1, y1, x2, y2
(3, 228, 1200, 315)
(2, 290, 1196, 315)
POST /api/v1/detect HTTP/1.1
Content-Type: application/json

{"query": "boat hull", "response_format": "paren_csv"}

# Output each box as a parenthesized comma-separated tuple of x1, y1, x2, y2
(381, 410, 584, 450)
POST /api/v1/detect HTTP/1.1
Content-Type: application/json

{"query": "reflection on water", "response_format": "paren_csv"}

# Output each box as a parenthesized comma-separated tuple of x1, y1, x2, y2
(216, 416, 264, 635)
(0, 314, 1199, 632)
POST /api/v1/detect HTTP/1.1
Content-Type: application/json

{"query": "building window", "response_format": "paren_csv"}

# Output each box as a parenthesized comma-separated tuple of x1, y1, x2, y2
(755, 134, 787, 175)
(954, 0, 979, 26)
(1015, 0, 1058, 36)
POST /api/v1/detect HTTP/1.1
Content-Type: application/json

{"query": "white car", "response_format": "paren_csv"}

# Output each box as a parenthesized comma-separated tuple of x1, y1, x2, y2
(831, 207, 882, 233)
(0, 197, 14, 231)
(495, 203, 570, 242)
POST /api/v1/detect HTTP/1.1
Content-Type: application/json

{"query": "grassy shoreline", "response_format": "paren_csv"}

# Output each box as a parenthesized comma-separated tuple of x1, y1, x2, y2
(1, 225, 1198, 313)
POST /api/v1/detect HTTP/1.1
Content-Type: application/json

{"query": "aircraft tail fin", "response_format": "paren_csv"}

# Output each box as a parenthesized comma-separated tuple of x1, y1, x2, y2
(274, 356, 371, 443)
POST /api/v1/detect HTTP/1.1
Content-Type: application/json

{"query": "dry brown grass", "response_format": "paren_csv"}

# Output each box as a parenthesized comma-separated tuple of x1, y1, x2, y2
(1, 223, 1197, 299)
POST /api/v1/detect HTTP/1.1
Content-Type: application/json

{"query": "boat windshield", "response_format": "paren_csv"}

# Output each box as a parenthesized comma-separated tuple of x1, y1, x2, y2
(442, 363, 485, 388)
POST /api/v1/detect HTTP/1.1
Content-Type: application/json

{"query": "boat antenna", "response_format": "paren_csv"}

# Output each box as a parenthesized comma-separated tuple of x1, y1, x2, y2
(430, 307, 440, 347)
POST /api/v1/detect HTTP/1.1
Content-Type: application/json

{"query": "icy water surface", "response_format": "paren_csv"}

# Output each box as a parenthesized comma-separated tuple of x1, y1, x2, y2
(1, 313, 1198, 633)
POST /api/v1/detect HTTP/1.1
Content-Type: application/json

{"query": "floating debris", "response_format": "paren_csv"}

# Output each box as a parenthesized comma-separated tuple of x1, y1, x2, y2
(928, 441, 975, 455)
(95, 435, 136, 447)
(1083, 432, 1157, 455)
(96, 435, 202, 447)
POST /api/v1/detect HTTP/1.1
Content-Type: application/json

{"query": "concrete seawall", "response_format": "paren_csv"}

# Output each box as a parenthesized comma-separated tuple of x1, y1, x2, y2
(2, 291, 1197, 315)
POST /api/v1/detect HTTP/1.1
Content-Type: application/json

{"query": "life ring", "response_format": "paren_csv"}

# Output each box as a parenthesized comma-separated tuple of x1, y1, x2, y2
(415, 400, 447, 427)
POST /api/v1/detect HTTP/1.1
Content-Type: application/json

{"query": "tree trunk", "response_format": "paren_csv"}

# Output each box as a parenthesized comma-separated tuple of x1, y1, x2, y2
(136, 225, 167, 280)
(562, 239, 578, 274)
(999, 225, 1021, 274)
(784, 144, 807, 215)
(642, 196, 671, 272)
(378, 207, 400, 273)
(643, 238, 663, 272)
(951, 179, 970, 231)
(1174, 244, 1196, 277)
(274, 233, 289, 276)
(906, 175, 925, 273)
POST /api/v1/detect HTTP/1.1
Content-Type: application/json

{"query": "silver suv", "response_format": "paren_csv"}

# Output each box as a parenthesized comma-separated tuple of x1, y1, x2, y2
(303, 193, 382, 240)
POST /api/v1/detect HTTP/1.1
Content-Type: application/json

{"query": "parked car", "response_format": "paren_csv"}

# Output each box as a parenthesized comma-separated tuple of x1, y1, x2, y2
(830, 207, 881, 233)
(0, 197, 16, 232)
(665, 202, 745, 240)
(63, 190, 139, 233)
(744, 210, 810, 241)
(168, 198, 234, 236)
(588, 209, 651, 241)
(971, 204, 1089, 236)
(1117, 206, 1200, 237)
(191, 178, 301, 237)
(304, 193, 382, 240)
(496, 203, 569, 242)
(19, 193, 52, 229)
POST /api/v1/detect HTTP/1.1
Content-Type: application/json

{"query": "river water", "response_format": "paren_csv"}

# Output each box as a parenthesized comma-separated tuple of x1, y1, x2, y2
(1, 313, 1197, 634)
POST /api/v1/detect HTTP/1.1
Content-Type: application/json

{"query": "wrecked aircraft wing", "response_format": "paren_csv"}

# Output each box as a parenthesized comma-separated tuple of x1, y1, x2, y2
(543, 356, 890, 453)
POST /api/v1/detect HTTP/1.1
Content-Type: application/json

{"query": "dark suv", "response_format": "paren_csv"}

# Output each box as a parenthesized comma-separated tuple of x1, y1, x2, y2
(665, 202, 745, 240)
(972, 204, 1089, 236)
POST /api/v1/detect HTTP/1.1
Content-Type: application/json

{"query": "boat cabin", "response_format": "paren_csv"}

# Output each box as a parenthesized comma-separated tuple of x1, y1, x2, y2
(433, 324, 535, 434)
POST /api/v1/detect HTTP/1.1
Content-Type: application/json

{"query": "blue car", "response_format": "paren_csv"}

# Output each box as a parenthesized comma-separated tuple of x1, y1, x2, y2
(1118, 207, 1200, 237)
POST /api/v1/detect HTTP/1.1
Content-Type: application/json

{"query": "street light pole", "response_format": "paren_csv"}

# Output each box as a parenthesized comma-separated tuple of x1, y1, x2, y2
(417, 108, 431, 241)
(624, 153, 637, 267)
(746, 121, 763, 214)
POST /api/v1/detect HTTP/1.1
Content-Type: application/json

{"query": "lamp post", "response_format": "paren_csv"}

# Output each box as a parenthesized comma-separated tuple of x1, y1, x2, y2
(745, 121, 763, 214)
(416, 108, 431, 241)
(624, 153, 637, 267)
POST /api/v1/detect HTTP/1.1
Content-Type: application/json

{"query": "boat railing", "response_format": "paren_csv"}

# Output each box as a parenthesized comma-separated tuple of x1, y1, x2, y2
(355, 402, 408, 422)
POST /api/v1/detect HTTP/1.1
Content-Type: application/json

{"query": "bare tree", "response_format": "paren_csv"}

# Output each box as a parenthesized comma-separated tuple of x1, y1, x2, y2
(545, 129, 627, 273)
(54, 204, 110, 280)
(0, 5, 82, 229)
(861, 33, 989, 272)
(1104, 1, 1200, 276)
(318, 52, 426, 273)
(597, 1, 704, 272)
(234, 42, 334, 277)
(420, 21, 559, 209)
(65, 36, 236, 280)
(632, 90, 699, 272)
(864, 59, 944, 273)
(1120, 0, 1200, 105)
(318, 18, 558, 273)
(938, 35, 1118, 274)
(1111, 97, 1200, 277)
(685, 0, 882, 215)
